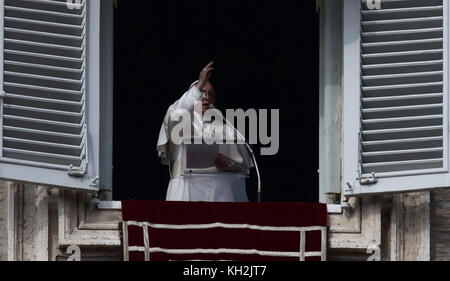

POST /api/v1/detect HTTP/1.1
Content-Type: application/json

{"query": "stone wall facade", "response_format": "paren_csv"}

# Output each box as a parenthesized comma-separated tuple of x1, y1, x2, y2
(0, 180, 438, 261)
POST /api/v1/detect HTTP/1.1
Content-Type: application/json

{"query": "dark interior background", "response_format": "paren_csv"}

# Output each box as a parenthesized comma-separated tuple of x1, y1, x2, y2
(113, 0, 319, 202)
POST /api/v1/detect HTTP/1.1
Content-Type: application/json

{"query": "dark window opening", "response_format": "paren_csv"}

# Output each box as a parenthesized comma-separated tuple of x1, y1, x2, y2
(113, 0, 319, 202)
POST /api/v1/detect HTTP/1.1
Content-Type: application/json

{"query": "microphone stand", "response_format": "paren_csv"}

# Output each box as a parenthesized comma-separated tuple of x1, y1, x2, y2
(224, 118, 262, 202)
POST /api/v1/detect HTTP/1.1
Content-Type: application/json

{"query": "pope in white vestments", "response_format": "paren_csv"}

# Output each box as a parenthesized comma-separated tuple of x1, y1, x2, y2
(156, 62, 254, 202)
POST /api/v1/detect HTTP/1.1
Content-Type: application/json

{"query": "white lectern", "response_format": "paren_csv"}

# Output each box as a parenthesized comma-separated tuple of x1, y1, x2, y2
(180, 136, 250, 202)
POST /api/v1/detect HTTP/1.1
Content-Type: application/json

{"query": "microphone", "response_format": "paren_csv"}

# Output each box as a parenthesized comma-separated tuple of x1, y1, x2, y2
(223, 118, 262, 203)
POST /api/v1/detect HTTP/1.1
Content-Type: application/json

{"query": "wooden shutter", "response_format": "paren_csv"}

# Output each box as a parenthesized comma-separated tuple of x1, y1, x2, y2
(3, 0, 86, 169)
(0, 0, 101, 190)
(343, 0, 450, 196)
(360, 0, 445, 175)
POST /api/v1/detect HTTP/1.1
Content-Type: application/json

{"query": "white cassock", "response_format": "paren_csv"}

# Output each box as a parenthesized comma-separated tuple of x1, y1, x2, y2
(156, 83, 253, 202)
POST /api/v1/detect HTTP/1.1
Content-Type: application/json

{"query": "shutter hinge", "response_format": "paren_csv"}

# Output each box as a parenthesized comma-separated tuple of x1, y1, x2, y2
(68, 162, 86, 177)
(68, 124, 88, 177)
(359, 172, 377, 185)
(90, 177, 99, 188)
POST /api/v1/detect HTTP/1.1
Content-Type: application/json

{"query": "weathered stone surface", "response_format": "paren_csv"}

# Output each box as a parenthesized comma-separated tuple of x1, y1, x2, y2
(401, 192, 430, 261)
(22, 185, 48, 261)
(431, 188, 450, 261)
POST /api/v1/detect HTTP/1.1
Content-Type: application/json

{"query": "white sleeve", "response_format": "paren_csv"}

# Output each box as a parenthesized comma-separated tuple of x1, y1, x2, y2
(156, 83, 203, 163)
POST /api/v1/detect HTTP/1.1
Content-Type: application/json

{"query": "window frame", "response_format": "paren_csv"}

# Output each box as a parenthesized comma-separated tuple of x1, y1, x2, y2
(318, 0, 343, 203)
(0, 0, 102, 191)
(343, 0, 450, 196)
(98, 0, 114, 196)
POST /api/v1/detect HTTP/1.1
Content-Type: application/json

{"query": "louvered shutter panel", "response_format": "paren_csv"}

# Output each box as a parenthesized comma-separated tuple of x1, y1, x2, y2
(0, 0, 101, 190)
(343, 0, 450, 196)
(360, 0, 445, 175)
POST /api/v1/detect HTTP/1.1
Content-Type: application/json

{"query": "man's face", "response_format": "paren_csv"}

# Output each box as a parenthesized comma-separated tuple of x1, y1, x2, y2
(201, 82, 216, 114)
